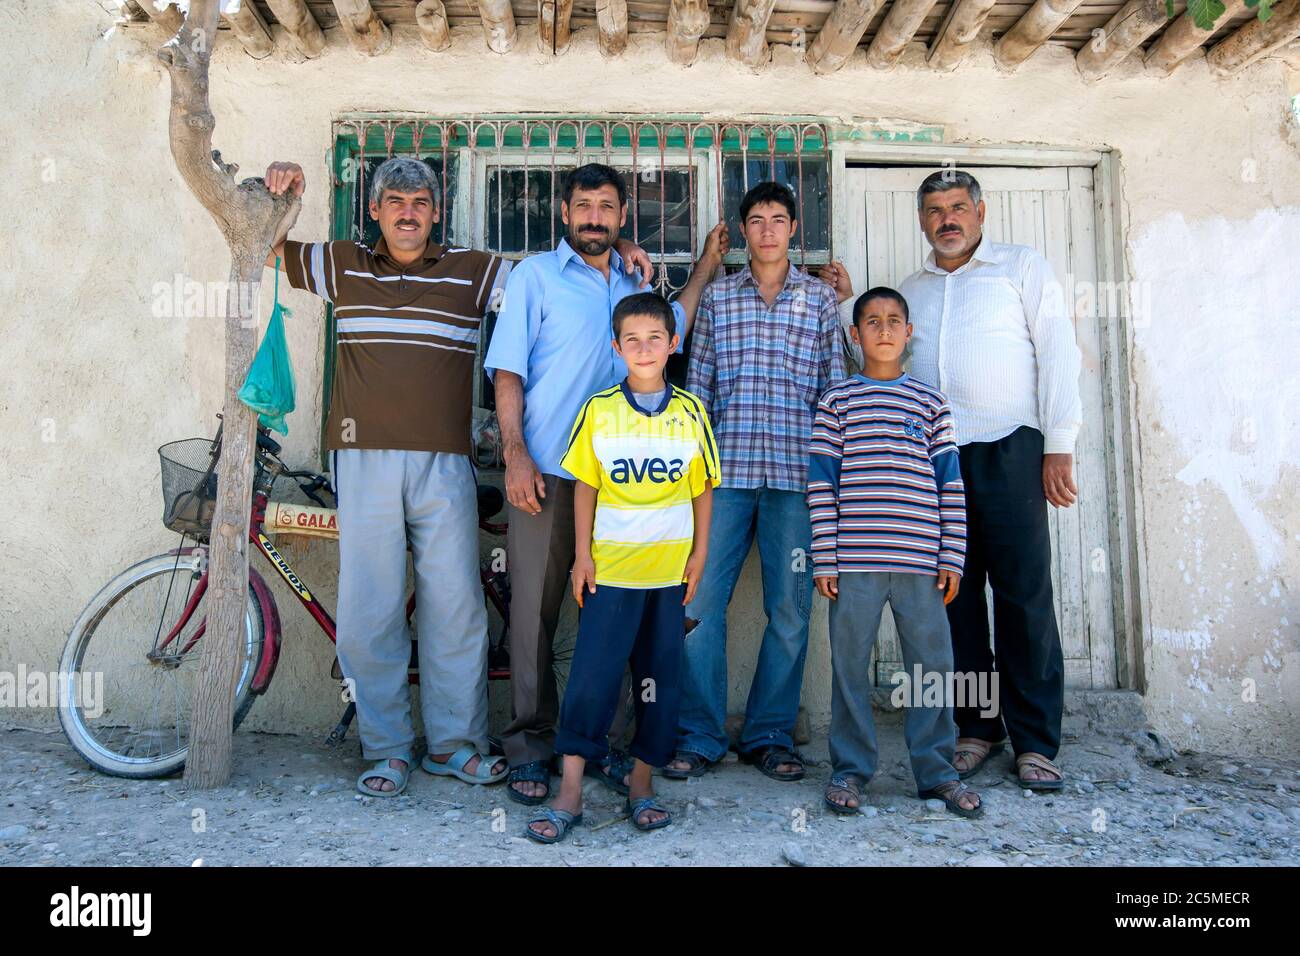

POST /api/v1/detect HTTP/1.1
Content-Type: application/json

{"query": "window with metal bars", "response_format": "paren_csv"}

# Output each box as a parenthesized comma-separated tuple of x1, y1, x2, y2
(325, 117, 833, 449)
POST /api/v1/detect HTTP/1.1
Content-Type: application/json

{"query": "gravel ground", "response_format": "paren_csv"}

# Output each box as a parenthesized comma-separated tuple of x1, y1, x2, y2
(2, 713, 1296, 867)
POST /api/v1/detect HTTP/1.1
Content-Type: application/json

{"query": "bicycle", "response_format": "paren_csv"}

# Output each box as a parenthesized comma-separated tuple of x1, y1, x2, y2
(57, 416, 511, 779)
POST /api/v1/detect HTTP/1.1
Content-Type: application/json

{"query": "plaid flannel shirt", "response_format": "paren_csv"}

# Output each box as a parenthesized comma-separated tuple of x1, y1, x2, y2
(686, 263, 847, 492)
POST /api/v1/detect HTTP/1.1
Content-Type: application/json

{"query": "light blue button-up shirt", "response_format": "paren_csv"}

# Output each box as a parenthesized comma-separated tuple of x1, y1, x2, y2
(484, 239, 686, 478)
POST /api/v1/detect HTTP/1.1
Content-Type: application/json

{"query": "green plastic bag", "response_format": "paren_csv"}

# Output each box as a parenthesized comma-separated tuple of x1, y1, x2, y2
(238, 260, 296, 435)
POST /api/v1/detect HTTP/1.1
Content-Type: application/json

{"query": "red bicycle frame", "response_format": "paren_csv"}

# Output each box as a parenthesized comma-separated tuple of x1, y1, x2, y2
(154, 487, 510, 698)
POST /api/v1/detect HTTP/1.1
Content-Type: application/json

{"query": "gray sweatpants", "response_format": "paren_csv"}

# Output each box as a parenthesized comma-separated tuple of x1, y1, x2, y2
(333, 448, 490, 760)
(828, 572, 960, 793)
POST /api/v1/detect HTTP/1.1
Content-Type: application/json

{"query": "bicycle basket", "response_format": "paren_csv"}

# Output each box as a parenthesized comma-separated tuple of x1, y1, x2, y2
(159, 438, 220, 536)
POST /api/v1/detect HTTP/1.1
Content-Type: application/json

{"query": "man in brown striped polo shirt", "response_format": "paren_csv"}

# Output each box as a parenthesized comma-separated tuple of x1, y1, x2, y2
(263, 156, 656, 798)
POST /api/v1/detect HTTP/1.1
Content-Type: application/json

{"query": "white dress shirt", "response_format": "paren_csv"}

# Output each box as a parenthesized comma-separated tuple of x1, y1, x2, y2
(899, 237, 1083, 455)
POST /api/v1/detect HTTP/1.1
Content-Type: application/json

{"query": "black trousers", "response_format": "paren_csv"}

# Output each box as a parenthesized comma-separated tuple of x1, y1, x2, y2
(946, 426, 1064, 759)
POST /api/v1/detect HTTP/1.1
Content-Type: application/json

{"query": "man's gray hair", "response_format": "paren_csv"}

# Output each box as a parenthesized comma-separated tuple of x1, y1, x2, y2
(916, 169, 982, 211)
(371, 157, 440, 206)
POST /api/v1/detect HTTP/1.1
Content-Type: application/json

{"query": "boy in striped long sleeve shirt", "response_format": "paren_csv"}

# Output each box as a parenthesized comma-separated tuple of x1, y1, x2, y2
(808, 288, 982, 818)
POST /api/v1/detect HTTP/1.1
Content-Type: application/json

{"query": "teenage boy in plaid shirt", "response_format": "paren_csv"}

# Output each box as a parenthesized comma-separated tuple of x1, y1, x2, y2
(665, 181, 851, 783)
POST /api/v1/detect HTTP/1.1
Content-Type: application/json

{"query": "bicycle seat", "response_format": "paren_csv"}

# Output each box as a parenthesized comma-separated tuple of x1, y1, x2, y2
(476, 484, 504, 521)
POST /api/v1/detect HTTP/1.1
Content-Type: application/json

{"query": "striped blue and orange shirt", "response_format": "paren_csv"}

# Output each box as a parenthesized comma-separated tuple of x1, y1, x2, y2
(807, 373, 966, 578)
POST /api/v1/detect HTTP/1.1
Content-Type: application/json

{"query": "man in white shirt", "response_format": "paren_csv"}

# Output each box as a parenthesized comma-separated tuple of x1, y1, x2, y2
(899, 170, 1082, 791)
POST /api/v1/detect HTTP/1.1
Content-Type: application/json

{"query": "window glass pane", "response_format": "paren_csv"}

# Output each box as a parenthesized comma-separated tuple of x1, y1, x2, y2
(485, 168, 560, 254)
(619, 167, 693, 256)
(722, 155, 829, 256)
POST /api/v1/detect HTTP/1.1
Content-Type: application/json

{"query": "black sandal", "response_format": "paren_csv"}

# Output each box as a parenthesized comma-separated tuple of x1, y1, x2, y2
(506, 760, 550, 806)
(586, 749, 634, 795)
(739, 745, 805, 782)
(824, 773, 864, 815)
(660, 750, 715, 780)
(919, 779, 984, 818)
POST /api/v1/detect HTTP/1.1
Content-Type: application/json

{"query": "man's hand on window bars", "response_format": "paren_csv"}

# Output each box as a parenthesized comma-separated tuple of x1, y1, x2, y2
(702, 222, 730, 273)
(614, 237, 656, 288)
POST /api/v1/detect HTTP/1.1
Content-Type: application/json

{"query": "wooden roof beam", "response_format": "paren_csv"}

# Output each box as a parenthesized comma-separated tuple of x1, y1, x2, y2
(807, 0, 890, 74)
(866, 0, 940, 70)
(1207, 0, 1300, 73)
(929, 0, 998, 71)
(995, 0, 1085, 68)
(330, 0, 391, 56)
(415, 0, 451, 52)
(596, 0, 629, 57)
(476, 0, 517, 54)
(1075, 0, 1166, 80)
(265, 0, 325, 57)
(1146, 0, 1248, 72)
(539, 0, 574, 54)
(666, 0, 710, 65)
(222, 1, 274, 59)
(727, 0, 778, 68)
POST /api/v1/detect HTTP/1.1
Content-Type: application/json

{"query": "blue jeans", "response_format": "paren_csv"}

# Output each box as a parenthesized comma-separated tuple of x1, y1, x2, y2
(675, 487, 813, 761)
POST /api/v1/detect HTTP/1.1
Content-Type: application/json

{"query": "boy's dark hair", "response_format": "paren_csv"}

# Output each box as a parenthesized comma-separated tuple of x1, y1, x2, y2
(612, 292, 675, 339)
(563, 163, 627, 207)
(739, 181, 798, 223)
(852, 287, 910, 327)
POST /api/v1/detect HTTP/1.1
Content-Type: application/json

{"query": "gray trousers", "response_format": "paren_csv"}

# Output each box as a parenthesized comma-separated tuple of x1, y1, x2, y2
(333, 448, 490, 760)
(828, 572, 960, 793)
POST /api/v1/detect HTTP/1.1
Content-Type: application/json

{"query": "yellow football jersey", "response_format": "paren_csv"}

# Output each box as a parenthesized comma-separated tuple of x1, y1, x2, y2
(561, 380, 721, 589)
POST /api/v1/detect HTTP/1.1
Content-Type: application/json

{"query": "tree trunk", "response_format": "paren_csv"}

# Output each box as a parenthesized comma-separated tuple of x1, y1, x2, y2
(156, 0, 299, 789)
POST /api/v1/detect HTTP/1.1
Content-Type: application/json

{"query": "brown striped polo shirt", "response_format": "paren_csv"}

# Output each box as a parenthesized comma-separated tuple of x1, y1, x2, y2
(283, 236, 508, 454)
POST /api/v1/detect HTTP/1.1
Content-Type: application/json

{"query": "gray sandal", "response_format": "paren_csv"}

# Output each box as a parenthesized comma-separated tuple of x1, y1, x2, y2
(524, 807, 583, 844)
(356, 753, 418, 798)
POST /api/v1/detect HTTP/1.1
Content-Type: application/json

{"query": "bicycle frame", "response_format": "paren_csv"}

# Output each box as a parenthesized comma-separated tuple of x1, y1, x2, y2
(154, 487, 511, 695)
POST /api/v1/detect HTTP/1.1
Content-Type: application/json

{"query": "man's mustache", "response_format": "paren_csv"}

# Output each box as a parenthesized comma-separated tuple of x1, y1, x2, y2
(577, 225, 608, 234)
(395, 220, 422, 229)
(938, 226, 962, 236)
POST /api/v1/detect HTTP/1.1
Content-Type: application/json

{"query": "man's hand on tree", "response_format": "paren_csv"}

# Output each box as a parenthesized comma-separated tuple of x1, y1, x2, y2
(1043, 453, 1078, 508)
(265, 162, 305, 198)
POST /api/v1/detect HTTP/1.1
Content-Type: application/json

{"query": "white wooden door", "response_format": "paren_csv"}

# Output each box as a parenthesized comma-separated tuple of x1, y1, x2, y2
(841, 165, 1116, 690)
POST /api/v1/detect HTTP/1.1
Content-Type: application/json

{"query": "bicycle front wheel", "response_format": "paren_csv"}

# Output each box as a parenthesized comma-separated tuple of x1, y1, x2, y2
(57, 549, 271, 778)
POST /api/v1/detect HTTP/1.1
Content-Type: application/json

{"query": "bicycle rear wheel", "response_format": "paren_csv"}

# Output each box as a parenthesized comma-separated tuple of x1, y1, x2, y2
(58, 549, 273, 778)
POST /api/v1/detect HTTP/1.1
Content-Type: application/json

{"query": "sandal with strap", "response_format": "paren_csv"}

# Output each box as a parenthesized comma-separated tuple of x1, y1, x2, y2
(421, 745, 508, 785)
(585, 748, 635, 795)
(739, 745, 806, 782)
(660, 750, 716, 780)
(506, 760, 551, 806)
(524, 807, 583, 844)
(919, 779, 984, 818)
(824, 773, 864, 815)
(1015, 752, 1064, 791)
(355, 752, 419, 798)
(953, 738, 1006, 780)
(626, 796, 673, 832)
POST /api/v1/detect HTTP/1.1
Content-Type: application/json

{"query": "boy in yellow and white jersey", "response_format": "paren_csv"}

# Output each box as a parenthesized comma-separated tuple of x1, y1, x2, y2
(525, 292, 719, 843)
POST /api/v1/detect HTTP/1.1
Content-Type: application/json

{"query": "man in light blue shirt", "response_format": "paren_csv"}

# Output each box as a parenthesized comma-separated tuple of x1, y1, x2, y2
(484, 163, 725, 805)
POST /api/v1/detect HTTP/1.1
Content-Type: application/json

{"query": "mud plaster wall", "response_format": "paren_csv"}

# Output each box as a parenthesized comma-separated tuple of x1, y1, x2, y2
(2, 0, 1296, 757)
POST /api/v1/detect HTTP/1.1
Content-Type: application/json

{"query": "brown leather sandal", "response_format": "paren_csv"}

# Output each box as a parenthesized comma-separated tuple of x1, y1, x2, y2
(953, 737, 1005, 779)
(1015, 752, 1064, 791)
(919, 779, 984, 818)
